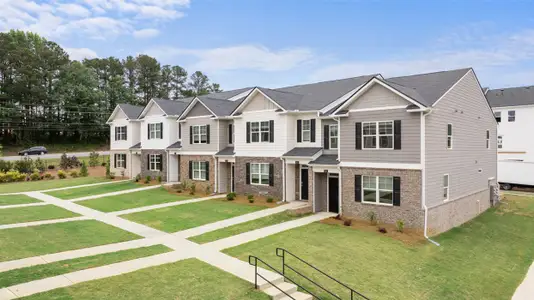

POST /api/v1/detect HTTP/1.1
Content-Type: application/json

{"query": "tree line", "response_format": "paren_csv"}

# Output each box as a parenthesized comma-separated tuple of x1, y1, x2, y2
(0, 30, 222, 146)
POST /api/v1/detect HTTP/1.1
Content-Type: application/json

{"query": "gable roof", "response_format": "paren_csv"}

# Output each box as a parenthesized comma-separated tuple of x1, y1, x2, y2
(486, 86, 534, 108)
(153, 98, 191, 116)
(118, 103, 144, 119)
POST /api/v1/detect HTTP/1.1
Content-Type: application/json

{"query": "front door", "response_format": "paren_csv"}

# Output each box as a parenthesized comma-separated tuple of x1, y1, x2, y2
(231, 164, 235, 192)
(301, 166, 309, 200)
(328, 176, 339, 213)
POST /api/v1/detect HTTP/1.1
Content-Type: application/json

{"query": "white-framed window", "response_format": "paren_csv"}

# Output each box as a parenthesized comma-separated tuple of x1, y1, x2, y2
(149, 123, 162, 139)
(362, 121, 393, 149)
(486, 130, 490, 149)
(149, 154, 161, 171)
(250, 121, 270, 143)
(329, 124, 338, 149)
(116, 154, 126, 168)
(362, 176, 393, 205)
(192, 161, 207, 180)
(494, 111, 501, 123)
(447, 124, 453, 149)
(192, 125, 208, 144)
(115, 126, 127, 141)
(508, 110, 515, 122)
(443, 174, 449, 201)
(498, 135, 503, 149)
(302, 120, 311, 142)
(251, 163, 269, 185)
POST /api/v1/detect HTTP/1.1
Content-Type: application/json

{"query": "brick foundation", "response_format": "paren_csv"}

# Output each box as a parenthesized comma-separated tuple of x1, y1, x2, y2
(140, 150, 167, 181)
(235, 156, 283, 199)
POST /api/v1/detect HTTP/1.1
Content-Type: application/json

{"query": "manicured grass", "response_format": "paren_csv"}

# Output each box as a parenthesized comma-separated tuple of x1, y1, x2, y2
(0, 245, 172, 288)
(0, 195, 41, 206)
(0, 205, 79, 225)
(0, 220, 141, 262)
(225, 196, 534, 300)
(22, 258, 268, 300)
(189, 212, 308, 244)
(77, 187, 195, 212)
(123, 199, 266, 233)
(0, 177, 109, 193)
(46, 181, 141, 200)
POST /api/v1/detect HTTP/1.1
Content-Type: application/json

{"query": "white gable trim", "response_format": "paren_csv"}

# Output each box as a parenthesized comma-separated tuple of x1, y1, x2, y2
(178, 97, 217, 120)
(230, 87, 286, 116)
(332, 78, 425, 115)
(228, 89, 254, 101)
(431, 69, 471, 108)
(106, 105, 124, 124)
(138, 99, 166, 118)
(319, 84, 365, 114)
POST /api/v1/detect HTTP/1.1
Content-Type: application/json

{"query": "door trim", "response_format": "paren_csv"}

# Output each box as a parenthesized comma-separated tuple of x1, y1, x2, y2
(327, 173, 339, 213)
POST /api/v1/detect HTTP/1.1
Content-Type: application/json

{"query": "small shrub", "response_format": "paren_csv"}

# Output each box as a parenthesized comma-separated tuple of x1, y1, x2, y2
(0, 160, 14, 172)
(30, 172, 40, 181)
(177, 189, 183, 193)
(145, 176, 151, 184)
(57, 170, 67, 179)
(14, 158, 33, 173)
(266, 197, 274, 203)
(109, 172, 115, 179)
(34, 158, 46, 173)
(157, 175, 162, 183)
(135, 174, 141, 182)
(205, 184, 211, 195)
(48, 165, 55, 170)
(248, 194, 254, 203)
(44, 173, 53, 180)
(343, 219, 352, 226)
(396, 219, 405, 233)
(59, 153, 69, 169)
(89, 151, 100, 167)
(190, 182, 196, 195)
(105, 157, 111, 178)
(120, 169, 126, 178)
(367, 211, 377, 225)
(70, 170, 79, 178)
(334, 214, 342, 220)
(80, 161, 89, 177)
(378, 227, 387, 234)
(101, 162, 106, 167)
(226, 192, 236, 201)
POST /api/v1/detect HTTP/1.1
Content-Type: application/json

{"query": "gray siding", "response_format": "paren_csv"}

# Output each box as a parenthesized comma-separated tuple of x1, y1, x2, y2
(425, 70, 497, 208)
(314, 173, 327, 212)
(181, 117, 218, 152)
(187, 102, 212, 117)
(321, 119, 337, 155)
(339, 109, 421, 163)
(218, 120, 233, 150)
(348, 84, 409, 110)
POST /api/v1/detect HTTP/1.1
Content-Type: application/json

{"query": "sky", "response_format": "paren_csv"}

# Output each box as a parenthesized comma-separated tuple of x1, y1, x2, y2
(1, 0, 534, 90)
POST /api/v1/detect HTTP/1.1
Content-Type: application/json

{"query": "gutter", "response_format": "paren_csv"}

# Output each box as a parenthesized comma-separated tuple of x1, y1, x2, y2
(421, 108, 440, 246)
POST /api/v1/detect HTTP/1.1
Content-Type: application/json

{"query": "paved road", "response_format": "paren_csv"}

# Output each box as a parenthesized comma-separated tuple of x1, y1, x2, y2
(1, 151, 109, 161)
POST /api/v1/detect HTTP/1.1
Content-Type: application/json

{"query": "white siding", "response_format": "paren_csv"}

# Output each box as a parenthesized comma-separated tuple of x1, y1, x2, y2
(110, 109, 140, 150)
(234, 110, 289, 157)
(287, 112, 323, 149)
(493, 105, 534, 162)
(141, 116, 178, 149)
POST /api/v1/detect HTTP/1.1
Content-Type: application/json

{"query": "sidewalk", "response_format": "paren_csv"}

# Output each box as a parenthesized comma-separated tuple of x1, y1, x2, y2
(513, 262, 534, 300)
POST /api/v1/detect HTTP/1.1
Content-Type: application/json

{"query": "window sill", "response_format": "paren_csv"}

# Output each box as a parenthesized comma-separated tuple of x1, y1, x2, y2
(192, 178, 207, 182)
(361, 148, 394, 151)
(360, 201, 394, 207)
(251, 183, 270, 186)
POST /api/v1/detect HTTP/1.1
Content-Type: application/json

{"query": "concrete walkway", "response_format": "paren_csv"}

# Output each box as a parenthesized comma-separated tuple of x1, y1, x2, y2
(111, 194, 224, 216)
(513, 262, 534, 300)
(0, 216, 90, 230)
(69, 185, 161, 202)
(0, 203, 47, 210)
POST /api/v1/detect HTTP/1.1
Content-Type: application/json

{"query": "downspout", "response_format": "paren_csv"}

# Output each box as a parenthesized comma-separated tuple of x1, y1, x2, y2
(281, 157, 286, 202)
(213, 155, 218, 194)
(421, 109, 440, 246)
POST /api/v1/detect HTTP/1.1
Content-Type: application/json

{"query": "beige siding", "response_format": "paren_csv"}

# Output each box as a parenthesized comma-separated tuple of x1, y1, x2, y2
(181, 117, 218, 152)
(348, 84, 410, 110)
(241, 92, 277, 112)
(218, 120, 233, 149)
(187, 102, 212, 117)
(425, 70, 497, 208)
(115, 109, 127, 120)
(145, 104, 164, 116)
(339, 109, 421, 163)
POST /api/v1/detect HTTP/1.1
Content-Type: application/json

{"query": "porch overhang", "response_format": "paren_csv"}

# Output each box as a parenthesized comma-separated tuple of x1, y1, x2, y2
(282, 147, 323, 164)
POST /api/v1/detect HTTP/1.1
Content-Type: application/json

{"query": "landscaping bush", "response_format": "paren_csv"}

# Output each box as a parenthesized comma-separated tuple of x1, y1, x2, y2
(120, 169, 126, 178)
(44, 173, 53, 180)
(189, 182, 196, 195)
(266, 196, 274, 203)
(57, 170, 67, 179)
(89, 151, 100, 167)
(396, 219, 405, 233)
(101, 162, 106, 167)
(343, 219, 352, 226)
(105, 157, 111, 178)
(157, 175, 162, 183)
(135, 174, 141, 182)
(34, 158, 46, 173)
(226, 192, 236, 201)
(109, 172, 115, 179)
(205, 184, 211, 195)
(145, 176, 151, 184)
(48, 165, 55, 170)
(80, 161, 89, 177)
(14, 158, 33, 173)
(378, 227, 387, 234)
(0, 170, 26, 183)
(368, 211, 377, 225)
(0, 160, 14, 172)
(70, 170, 79, 178)
(30, 172, 40, 181)
(248, 194, 255, 203)
(59, 153, 81, 169)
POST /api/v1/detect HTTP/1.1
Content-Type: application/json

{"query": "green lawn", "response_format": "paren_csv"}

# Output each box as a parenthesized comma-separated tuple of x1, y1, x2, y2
(0, 245, 172, 288)
(189, 212, 308, 244)
(0, 220, 141, 262)
(0, 205, 79, 225)
(122, 199, 266, 233)
(225, 196, 534, 300)
(46, 181, 141, 200)
(77, 187, 196, 212)
(22, 258, 268, 300)
(0, 177, 109, 193)
(0, 195, 41, 206)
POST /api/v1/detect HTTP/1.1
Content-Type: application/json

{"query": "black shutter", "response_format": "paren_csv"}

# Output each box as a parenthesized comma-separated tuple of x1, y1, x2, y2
(189, 161, 193, 179)
(206, 125, 210, 144)
(393, 176, 401, 206)
(124, 154, 127, 169)
(158, 155, 163, 171)
(355, 122, 362, 150)
(114, 127, 118, 141)
(246, 122, 251, 143)
(147, 124, 150, 140)
(159, 123, 163, 139)
(179, 124, 181, 139)
(124, 127, 127, 141)
(269, 120, 274, 143)
(114, 154, 117, 168)
(147, 154, 150, 169)
(354, 175, 362, 202)
(323, 125, 330, 149)
(205, 161, 210, 181)
(394, 120, 401, 150)
(189, 126, 193, 144)
(269, 163, 274, 186)
(297, 120, 302, 142)
(311, 119, 316, 142)
(245, 163, 250, 184)
(228, 124, 233, 144)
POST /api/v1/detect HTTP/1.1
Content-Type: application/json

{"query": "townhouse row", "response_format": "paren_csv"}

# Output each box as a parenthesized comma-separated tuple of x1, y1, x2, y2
(107, 68, 498, 235)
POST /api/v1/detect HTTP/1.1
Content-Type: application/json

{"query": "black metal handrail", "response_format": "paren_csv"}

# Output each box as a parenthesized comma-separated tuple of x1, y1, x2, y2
(276, 248, 370, 300)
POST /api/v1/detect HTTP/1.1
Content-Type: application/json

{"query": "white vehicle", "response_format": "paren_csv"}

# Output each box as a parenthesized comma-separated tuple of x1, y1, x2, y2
(498, 160, 534, 190)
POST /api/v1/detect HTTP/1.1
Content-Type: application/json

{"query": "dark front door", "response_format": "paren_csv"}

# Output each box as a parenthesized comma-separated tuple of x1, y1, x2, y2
(328, 176, 339, 213)
(301, 167, 309, 200)
(231, 165, 235, 192)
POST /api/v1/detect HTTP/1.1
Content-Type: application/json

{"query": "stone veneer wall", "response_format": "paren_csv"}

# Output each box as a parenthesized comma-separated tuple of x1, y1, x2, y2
(140, 150, 167, 182)
(341, 167, 424, 228)
(427, 188, 490, 235)
(179, 155, 215, 193)
(235, 156, 283, 199)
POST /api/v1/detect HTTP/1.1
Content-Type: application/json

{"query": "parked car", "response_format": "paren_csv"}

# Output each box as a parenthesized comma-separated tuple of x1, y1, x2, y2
(18, 146, 48, 156)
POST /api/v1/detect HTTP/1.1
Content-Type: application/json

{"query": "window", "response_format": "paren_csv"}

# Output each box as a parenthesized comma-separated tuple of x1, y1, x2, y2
(362, 121, 393, 149)
(302, 120, 311, 142)
(443, 174, 449, 200)
(149, 154, 161, 171)
(486, 130, 490, 149)
(192, 125, 208, 144)
(362, 176, 393, 205)
(149, 123, 162, 139)
(192, 161, 207, 180)
(447, 124, 453, 149)
(250, 121, 270, 143)
(115, 154, 126, 168)
(115, 126, 127, 141)
(329, 125, 338, 149)
(495, 111, 501, 123)
(508, 110, 515, 122)
(250, 163, 269, 185)
(498, 135, 503, 149)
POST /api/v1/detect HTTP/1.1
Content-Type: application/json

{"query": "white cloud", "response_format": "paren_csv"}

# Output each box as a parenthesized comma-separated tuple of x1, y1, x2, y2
(65, 47, 98, 61)
(55, 17, 132, 39)
(136, 6, 184, 20)
(57, 4, 91, 18)
(133, 28, 160, 38)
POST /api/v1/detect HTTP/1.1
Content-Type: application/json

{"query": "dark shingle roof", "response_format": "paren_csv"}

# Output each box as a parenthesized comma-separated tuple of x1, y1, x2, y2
(215, 146, 234, 156)
(153, 99, 191, 116)
(282, 147, 322, 157)
(486, 86, 534, 108)
(129, 142, 141, 149)
(197, 97, 242, 116)
(118, 104, 144, 119)
(309, 155, 339, 165)
(167, 141, 182, 149)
